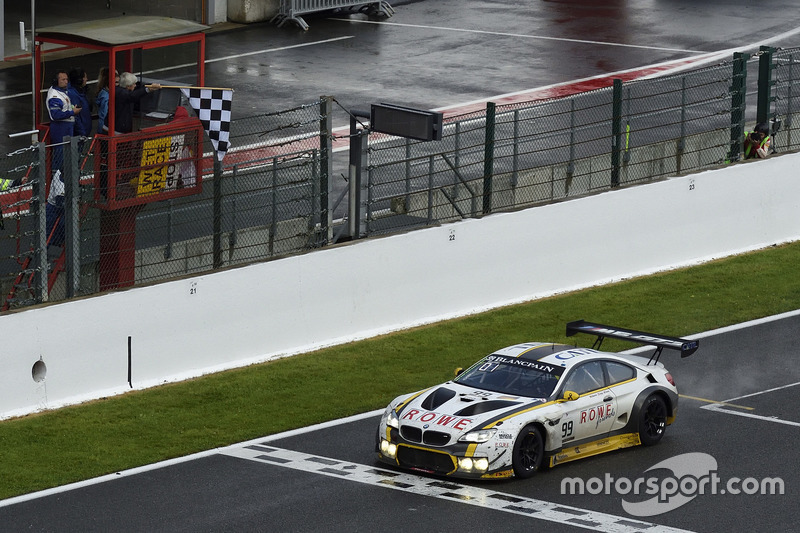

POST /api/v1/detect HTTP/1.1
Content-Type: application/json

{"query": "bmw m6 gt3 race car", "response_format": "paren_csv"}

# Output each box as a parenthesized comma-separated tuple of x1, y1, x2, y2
(376, 320, 699, 480)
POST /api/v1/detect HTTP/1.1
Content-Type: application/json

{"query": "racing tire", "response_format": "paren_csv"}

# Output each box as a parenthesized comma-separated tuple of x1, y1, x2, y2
(512, 424, 544, 479)
(638, 394, 668, 446)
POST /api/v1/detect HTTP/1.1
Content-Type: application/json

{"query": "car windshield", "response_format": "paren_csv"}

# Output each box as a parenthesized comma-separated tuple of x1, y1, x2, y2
(454, 355, 564, 398)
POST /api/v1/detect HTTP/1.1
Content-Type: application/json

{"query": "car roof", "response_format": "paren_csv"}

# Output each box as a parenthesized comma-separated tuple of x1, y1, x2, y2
(491, 342, 633, 370)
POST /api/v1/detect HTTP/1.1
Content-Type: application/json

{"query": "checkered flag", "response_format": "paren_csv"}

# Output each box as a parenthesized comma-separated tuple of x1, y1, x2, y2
(180, 88, 233, 161)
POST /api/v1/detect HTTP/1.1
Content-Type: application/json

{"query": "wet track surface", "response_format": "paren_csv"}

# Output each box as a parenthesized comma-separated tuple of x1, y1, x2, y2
(1, 315, 798, 532)
(1, 1, 799, 531)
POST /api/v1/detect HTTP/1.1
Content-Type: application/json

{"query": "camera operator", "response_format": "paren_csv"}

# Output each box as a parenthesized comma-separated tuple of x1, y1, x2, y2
(743, 122, 771, 159)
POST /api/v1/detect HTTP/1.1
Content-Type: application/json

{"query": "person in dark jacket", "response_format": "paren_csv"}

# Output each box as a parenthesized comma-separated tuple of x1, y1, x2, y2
(67, 68, 92, 141)
(112, 72, 161, 134)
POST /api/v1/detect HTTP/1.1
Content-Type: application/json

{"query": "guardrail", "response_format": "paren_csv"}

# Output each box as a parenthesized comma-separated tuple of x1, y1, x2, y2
(272, 0, 394, 30)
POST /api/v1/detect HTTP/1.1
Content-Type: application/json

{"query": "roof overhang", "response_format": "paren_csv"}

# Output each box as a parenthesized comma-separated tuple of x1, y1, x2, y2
(36, 16, 208, 48)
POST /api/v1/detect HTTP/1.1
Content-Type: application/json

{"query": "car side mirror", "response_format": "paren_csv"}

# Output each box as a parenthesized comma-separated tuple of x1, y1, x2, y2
(558, 390, 579, 402)
(454, 367, 463, 377)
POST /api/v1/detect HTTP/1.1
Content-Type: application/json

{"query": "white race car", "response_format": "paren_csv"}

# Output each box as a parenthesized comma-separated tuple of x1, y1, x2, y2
(376, 321, 699, 479)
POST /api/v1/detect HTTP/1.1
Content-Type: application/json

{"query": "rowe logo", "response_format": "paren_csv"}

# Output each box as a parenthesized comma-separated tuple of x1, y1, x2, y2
(401, 410, 472, 430)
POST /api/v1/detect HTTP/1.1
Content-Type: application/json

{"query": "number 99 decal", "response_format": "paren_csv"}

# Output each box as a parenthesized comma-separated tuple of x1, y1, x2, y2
(562, 420, 573, 438)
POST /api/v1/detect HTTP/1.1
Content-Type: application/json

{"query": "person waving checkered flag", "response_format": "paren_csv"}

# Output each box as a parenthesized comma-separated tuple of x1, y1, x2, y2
(179, 87, 233, 161)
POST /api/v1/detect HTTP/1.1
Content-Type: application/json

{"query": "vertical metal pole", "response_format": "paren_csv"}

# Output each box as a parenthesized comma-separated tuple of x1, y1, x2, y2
(728, 52, 749, 162)
(512, 109, 519, 188)
(348, 114, 361, 239)
(482, 102, 495, 214)
(788, 55, 795, 148)
(319, 96, 332, 243)
(611, 79, 622, 187)
(229, 166, 238, 250)
(212, 154, 223, 268)
(31, 0, 37, 142)
(270, 158, 277, 255)
(404, 137, 411, 212)
(757, 46, 775, 125)
(453, 121, 461, 195)
(566, 99, 575, 194)
(34, 142, 48, 303)
(677, 76, 686, 174)
(64, 136, 80, 298)
(359, 130, 369, 238)
(0, 1, 4, 63)
(623, 87, 631, 164)
(427, 155, 434, 224)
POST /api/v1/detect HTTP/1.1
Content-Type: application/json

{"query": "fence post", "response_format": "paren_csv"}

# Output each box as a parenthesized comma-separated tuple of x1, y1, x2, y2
(728, 52, 749, 162)
(788, 54, 795, 148)
(611, 79, 622, 187)
(483, 101, 495, 214)
(757, 46, 776, 125)
(566, 99, 575, 194)
(348, 109, 370, 239)
(33, 142, 48, 304)
(212, 155, 223, 269)
(64, 135, 80, 298)
(677, 76, 686, 174)
(319, 96, 333, 244)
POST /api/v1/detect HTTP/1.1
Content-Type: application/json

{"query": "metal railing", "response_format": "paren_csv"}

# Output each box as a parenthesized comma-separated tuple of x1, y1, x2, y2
(272, 0, 394, 30)
(2, 48, 800, 312)
(355, 50, 796, 237)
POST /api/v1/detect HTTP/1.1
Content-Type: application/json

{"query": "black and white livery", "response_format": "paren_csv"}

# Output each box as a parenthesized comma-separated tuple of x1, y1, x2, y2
(376, 321, 699, 479)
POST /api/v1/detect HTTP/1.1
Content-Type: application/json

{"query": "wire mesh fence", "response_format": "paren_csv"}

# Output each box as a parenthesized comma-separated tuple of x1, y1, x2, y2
(772, 48, 800, 153)
(0, 98, 331, 308)
(0, 145, 46, 311)
(2, 48, 800, 312)
(361, 54, 756, 236)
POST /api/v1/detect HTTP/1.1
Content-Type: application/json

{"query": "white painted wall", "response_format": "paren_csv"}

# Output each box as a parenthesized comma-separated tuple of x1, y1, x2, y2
(2, 154, 799, 419)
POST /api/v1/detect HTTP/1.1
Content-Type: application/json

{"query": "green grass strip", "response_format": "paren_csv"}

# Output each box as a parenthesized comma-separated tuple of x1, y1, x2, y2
(1, 241, 799, 499)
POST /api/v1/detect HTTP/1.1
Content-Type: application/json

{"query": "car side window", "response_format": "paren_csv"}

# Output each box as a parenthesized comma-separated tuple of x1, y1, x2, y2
(605, 361, 635, 385)
(562, 361, 606, 396)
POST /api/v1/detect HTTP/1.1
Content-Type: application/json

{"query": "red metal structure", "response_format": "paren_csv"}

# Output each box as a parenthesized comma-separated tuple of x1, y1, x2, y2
(34, 16, 208, 291)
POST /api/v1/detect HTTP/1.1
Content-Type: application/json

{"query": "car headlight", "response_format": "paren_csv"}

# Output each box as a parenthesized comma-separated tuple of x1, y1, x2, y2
(385, 408, 399, 429)
(380, 439, 397, 459)
(458, 456, 489, 473)
(458, 428, 496, 443)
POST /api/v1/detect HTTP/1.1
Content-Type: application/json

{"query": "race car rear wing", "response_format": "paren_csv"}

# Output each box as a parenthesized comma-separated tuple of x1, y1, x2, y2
(566, 320, 699, 365)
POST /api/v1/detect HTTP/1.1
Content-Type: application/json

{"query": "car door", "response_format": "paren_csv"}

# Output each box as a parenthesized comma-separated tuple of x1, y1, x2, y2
(602, 360, 640, 434)
(557, 360, 618, 445)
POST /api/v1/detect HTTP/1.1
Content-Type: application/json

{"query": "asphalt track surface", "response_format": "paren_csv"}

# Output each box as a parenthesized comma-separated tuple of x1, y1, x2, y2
(1, 1, 799, 531)
(1, 313, 798, 532)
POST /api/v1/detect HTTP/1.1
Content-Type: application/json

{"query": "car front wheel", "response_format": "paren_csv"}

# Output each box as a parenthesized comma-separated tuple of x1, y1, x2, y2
(512, 424, 544, 478)
(639, 394, 668, 446)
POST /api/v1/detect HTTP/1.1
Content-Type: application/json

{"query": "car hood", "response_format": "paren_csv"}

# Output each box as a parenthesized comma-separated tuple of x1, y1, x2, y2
(393, 382, 551, 436)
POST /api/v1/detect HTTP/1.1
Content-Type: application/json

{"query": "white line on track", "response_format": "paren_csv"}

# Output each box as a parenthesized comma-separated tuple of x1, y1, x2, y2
(221, 445, 696, 533)
(330, 18, 710, 54)
(1, 312, 798, 519)
(0, 36, 355, 102)
(700, 381, 800, 427)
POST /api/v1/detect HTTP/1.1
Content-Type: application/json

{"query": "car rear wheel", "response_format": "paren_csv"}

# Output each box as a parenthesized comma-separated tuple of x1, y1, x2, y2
(512, 424, 544, 478)
(639, 394, 667, 446)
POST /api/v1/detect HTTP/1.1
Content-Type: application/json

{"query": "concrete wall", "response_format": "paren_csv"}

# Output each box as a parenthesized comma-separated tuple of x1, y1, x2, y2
(107, 0, 227, 23)
(2, 152, 799, 419)
(228, 0, 280, 23)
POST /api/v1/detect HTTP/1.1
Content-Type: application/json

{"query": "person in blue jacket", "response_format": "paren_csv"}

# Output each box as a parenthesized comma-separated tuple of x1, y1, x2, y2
(47, 70, 82, 174)
(67, 68, 92, 144)
(95, 67, 119, 135)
